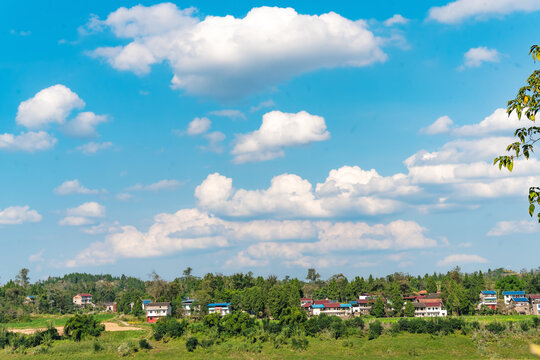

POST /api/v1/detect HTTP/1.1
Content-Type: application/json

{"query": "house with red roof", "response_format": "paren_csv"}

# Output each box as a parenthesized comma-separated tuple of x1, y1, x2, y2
(73, 293, 93, 307)
(528, 294, 540, 315)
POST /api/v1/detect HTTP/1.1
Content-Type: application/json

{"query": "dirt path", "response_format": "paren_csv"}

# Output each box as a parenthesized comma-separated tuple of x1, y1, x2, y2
(8, 322, 141, 335)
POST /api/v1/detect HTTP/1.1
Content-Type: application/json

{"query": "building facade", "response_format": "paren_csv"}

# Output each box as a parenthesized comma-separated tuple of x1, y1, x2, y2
(146, 302, 172, 323)
(73, 293, 93, 307)
(479, 290, 498, 309)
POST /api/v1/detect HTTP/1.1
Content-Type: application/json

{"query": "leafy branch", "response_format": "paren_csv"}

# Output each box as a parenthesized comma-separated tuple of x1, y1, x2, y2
(494, 45, 540, 222)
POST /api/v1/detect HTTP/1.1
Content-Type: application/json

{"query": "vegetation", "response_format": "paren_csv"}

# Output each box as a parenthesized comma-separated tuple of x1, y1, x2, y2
(495, 45, 540, 222)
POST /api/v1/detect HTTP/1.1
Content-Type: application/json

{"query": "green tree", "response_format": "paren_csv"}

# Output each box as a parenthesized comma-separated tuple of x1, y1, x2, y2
(370, 297, 385, 318)
(494, 45, 540, 222)
(15, 268, 30, 288)
(306, 268, 320, 283)
(404, 301, 415, 317)
(64, 314, 105, 341)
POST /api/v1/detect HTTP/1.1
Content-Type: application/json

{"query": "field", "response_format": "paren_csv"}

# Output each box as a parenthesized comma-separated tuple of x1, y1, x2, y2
(1, 315, 539, 359)
(3, 314, 115, 330)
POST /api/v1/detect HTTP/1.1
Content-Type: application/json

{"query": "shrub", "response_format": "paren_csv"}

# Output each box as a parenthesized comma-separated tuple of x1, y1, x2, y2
(262, 319, 282, 335)
(64, 315, 105, 341)
(330, 321, 347, 339)
(519, 321, 530, 332)
(186, 337, 198, 352)
(138, 339, 152, 350)
(199, 338, 214, 349)
(93, 340, 103, 352)
(117, 341, 138, 357)
(533, 317, 539, 328)
(345, 316, 364, 330)
(221, 312, 257, 337)
(279, 307, 307, 327)
(368, 321, 383, 340)
(485, 322, 506, 334)
(290, 335, 309, 351)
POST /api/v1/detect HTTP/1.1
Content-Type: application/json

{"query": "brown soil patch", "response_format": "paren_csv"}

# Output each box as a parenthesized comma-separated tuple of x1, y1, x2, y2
(8, 322, 140, 335)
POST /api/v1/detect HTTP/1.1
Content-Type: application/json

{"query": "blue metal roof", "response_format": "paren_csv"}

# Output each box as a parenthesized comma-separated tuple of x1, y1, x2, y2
(311, 304, 325, 308)
(502, 291, 525, 295)
(481, 291, 496, 295)
(350, 301, 358, 305)
(340, 304, 352, 308)
(512, 297, 529, 302)
(207, 303, 231, 307)
(142, 300, 151, 304)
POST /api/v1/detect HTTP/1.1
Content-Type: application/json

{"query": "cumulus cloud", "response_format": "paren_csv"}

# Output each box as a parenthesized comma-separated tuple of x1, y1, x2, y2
(0, 131, 57, 152)
(384, 14, 409, 26)
(462, 47, 500, 68)
(54, 179, 103, 195)
(67, 207, 436, 266)
(451, 108, 521, 137)
(487, 219, 539, 236)
(421, 116, 454, 135)
(16, 85, 85, 129)
(201, 131, 226, 153)
(0, 206, 42, 225)
(187, 117, 211, 135)
(89, 4, 387, 99)
(428, 0, 540, 24)
(76, 141, 113, 155)
(231, 111, 330, 163)
(195, 170, 405, 218)
(437, 253, 488, 266)
(127, 179, 182, 191)
(250, 100, 275, 112)
(29, 250, 45, 262)
(63, 112, 108, 138)
(59, 216, 96, 226)
(66, 202, 106, 218)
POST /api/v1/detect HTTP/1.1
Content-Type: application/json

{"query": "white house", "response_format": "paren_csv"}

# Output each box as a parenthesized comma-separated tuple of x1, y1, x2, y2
(73, 293, 93, 307)
(208, 303, 231, 316)
(414, 302, 447, 317)
(479, 291, 497, 309)
(182, 298, 195, 316)
(146, 302, 172, 323)
(502, 291, 525, 305)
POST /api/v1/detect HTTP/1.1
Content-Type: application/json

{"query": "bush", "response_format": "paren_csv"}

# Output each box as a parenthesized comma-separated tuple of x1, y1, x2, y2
(519, 321, 530, 332)
(533, 317, 539, 328)
(262, 319, 282, 335)
(221, 312, 257, 337)
(117, 341, 138, 357)
(199, 338, 214, 349)
(139, 339, 152, 350)
(330, 321, 347, 339)
(290, 335, 309, 351)
(279, 307, 307, 327)
(64, 315, 105, 341)
(93, 340, 103, 352)
(368, 321, 383, 340)
(153, 317, 187, 340)
(485, 322, 506, 334)
(345, 317, 364, 330)
(186, 337, 198, 352)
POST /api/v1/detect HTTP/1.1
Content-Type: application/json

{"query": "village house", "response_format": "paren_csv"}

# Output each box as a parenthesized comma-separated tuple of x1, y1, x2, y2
(479, 291, 498, 309)
(142, 299, 151, 310)
(146, 302, 172, 323)
(508, 297, 530, 315)
(413, 301, 447, 317)
(24, 295, 36, 304)
(303, 300, 354, 317)
(181, 298, 195, 316)
(208, 303, 231, 316)
(502, 291, 525, 305)
(103, 302, 117, 312)
(73, 293, 93, 307)
(300, 298, 313, 306)
(528, 295, 540, 315)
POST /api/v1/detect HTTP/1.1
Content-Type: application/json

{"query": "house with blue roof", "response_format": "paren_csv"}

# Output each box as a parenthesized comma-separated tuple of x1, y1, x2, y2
(502, 291, 526, 305)
(479, 290, 497, 309)
(508, 297, 531, 315)
(208, 302, 231, 316)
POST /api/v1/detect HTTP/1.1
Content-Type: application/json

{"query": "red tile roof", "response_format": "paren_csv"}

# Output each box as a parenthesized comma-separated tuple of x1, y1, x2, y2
(300, 298, 312, 301)
(528, 294, 540, 299)
(76, 293, 92, 297)
(424, 302, 442, 307)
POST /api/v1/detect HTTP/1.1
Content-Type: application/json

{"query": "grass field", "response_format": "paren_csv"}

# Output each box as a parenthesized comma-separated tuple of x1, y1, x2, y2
(2, 314, 539, 359)
(3, 314, 115, 329)
(2, 331, 539, 359)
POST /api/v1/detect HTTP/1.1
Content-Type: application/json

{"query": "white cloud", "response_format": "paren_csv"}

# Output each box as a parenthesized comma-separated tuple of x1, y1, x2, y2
(462, 47, 500, 68)
(195, 171, 403, 218)
(116, 193, 133, 201)
(90, 4, 386, 99)
(29, 249, 45, 262)
(428, 0, 540, 24)
(209, 110, 246, 120)
(0, 131, 57, 152)
(63, 111, 108, 138)
(59, 216, 96, 226)
(76, 141, 113, 155)
(250, 99, 275, 112)
(127, 179, 182, 191)
(437, 253, 488, 266)
(232, 111, 330, 163)
(54, 179, 102, 195)
(16, 85, 85, 129)
(452, 108, 520, 136)
(201, 131, 226, 153)
(67, 207, 435, 266)
(66, 202, 106, 218)
(487, 219, 539, 236)
(421, 116, 454, 135)
(384, 14, 409, 26)
(0, 206, 42, 225)
(187, 117, 211, 135)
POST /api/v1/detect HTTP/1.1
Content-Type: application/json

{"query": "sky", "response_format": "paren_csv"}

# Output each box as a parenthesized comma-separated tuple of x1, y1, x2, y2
(1, 0, 539, 283)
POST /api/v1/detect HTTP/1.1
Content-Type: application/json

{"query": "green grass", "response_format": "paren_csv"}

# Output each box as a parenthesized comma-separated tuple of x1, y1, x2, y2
(3, 314, 115, 329)
(2, 331, 539, 359)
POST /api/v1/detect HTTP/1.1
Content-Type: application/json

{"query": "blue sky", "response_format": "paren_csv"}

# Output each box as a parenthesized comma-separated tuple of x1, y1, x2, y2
(1, 0, 539, 282)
